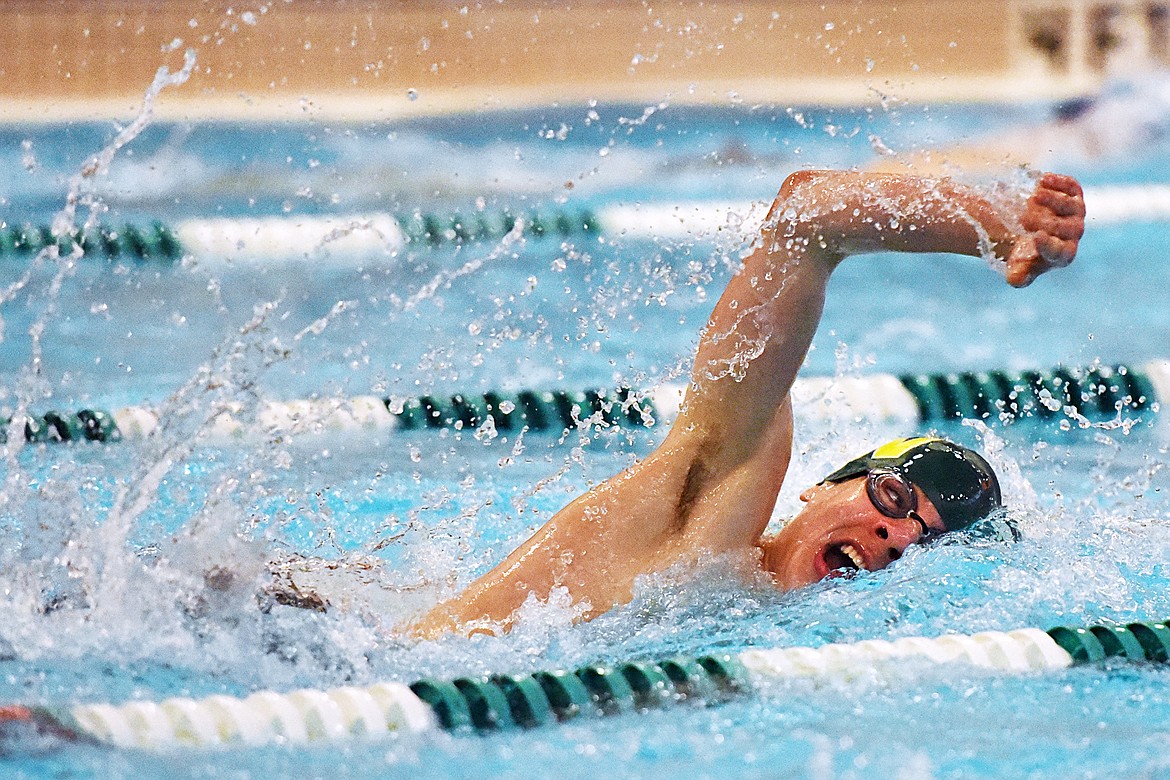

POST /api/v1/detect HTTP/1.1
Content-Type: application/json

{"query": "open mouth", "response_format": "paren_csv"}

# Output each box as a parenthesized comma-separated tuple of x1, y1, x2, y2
(822, 542, 866, 578)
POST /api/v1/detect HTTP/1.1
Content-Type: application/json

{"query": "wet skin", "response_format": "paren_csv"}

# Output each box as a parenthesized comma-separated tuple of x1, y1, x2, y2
(760, 478, 947, 590)
(411, 170, 1085, 639)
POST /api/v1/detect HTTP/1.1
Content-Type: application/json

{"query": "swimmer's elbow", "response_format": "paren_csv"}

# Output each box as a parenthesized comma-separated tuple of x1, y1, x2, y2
(768, 170, 847, 264)
(771, 170, 842, 231)
(776, 169, 827, 201)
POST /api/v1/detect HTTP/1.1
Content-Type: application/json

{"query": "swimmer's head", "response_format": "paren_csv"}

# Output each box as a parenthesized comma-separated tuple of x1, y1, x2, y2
(820, 436, 1002, 533)
(759, 436, 1004, 590)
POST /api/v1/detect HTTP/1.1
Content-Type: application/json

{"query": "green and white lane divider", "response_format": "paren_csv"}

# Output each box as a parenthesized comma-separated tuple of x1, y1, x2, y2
(0, 208, 602, 264)
(4, 619, 1168, 751)
(1081, 183, 1170, 224)
(3, 361, 1167, 446)
(0, 183, 1163, 264)
(0, 222, 186, 262)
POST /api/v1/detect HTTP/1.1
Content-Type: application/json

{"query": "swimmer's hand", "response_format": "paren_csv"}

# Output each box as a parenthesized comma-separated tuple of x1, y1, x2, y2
(1005, 173, 1084, 287)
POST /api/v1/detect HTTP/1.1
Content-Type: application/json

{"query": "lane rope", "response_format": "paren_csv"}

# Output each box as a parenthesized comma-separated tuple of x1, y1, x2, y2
(3, 618, 1167, 752)
(0, 183, 1159, 264)
(3, 361, 1164, 446)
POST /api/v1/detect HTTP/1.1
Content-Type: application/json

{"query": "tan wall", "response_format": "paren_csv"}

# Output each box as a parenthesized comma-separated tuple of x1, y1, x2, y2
(0, 1, 1038, 120)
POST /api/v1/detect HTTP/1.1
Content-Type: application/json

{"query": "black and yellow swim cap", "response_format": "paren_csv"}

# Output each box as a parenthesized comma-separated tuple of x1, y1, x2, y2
(822, 436, 1003, 532)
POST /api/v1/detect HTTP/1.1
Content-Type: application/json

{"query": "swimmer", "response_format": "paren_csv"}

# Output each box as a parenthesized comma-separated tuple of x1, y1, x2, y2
(407, 169, 1085, 638)
(869, 80, 1170, 177)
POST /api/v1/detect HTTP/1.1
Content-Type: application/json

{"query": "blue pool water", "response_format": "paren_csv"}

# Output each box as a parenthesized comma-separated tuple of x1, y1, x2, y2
(2, 80, 1170, 777)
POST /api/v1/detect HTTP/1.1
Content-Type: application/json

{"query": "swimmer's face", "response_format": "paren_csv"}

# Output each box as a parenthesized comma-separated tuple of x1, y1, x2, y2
(760, 476, 946, 590)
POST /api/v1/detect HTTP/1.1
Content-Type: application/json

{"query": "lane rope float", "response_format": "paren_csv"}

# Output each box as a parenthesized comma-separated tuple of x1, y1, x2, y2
(2, 618, 1167, 752)
(0, 207, 601, 265)
(0, 183, 1160, 264)
(3, 361, 1165, 446)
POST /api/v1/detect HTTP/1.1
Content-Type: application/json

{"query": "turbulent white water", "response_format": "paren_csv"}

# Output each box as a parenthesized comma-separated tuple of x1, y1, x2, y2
(3, 56, 1170, 775)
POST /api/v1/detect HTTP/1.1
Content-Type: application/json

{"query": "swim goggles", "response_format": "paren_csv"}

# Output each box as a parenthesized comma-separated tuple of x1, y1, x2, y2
(866, 468, 938, 541)
(823, 437, 1003, 534)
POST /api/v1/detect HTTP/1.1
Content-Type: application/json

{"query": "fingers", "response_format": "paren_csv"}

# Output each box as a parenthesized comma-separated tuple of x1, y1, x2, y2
(1005, 231, 1078, 288)
(1014, 172, 1084, 277)
(1031, 186, 1086, 218)
(1021, 208, 1085, 241)
(1033, 233, 1077, 267)
(1005, 236, 1039, 287)
(1039, 172, 1084, 198)
(1027, 174, 1087, 227)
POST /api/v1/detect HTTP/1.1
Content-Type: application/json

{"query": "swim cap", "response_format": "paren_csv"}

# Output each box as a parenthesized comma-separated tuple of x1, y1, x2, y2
(822, 436, 1002, 532)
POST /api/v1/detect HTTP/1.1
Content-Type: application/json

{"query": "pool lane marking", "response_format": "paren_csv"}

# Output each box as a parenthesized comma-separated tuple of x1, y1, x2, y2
(10, 619, 1170, 752)
(595, 185, 1170, 234)
(2, 361, 1162, 446)
(1145, 359, 1170, 408)
(0, 183, 1164, 266)
(172, 185, 1170, 256)
(737, 628, 1072, 681)
(174, 214, 406, 264)
(594, 200, 771, 241)
(1080, 184, 1170, 223)
(60, 682, 436, 750)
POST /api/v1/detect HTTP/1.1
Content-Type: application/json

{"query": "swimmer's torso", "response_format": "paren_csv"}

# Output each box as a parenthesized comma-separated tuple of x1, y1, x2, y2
(409, 397, 794, 637)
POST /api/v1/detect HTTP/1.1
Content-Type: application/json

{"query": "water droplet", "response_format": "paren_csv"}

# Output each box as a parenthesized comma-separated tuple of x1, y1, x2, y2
(474, 416, 498, 441)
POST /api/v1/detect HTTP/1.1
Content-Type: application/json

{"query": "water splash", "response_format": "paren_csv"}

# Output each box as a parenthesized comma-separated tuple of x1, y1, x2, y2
(1, 49, 199, 524)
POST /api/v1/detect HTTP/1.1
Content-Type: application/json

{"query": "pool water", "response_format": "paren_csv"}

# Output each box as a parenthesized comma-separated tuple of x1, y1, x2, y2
(2, 82, 1170, 777)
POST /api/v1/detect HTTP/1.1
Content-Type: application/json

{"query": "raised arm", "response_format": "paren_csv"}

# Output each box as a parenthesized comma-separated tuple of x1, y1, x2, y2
(676, 170, 1085, 474)
(769, 170, 1082, 284)
(411, 170, 1083, 638)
